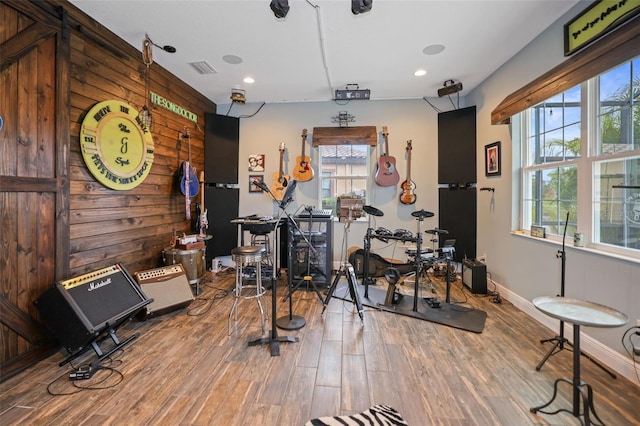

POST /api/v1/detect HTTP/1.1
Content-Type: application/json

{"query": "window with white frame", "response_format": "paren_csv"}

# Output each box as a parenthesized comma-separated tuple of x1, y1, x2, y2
(318, 144, 370, 215)
(520, 56, 640, 256)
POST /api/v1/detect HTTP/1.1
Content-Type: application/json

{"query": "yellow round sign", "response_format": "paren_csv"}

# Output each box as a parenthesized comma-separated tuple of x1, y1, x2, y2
(80, 100, 154, 190)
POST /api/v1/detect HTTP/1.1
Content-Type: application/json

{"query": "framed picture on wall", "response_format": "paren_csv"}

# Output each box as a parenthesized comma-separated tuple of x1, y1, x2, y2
(249, 175, 264, 193)
(248, 154, 265, 172)
(485, 141, 501, 177)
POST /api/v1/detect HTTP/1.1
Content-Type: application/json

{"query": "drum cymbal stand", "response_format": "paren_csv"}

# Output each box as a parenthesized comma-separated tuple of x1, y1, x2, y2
(362, 205, 383, 294)
(321, 210, 363, 324)
(404, 217, 435, 294)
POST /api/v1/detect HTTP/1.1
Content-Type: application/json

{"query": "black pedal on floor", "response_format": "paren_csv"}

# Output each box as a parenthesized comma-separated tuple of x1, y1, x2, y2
(424, 297, 441, 308)
(69, 366, 95, 381)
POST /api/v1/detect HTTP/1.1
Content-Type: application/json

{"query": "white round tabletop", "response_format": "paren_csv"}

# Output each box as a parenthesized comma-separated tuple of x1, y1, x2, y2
(532, 296, 628, 328)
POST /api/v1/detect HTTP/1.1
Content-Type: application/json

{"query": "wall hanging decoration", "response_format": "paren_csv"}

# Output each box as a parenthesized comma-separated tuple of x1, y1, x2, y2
(485, 141, 501, 177)
(80, 100, 154, 190)
(249, 175, 264, 192)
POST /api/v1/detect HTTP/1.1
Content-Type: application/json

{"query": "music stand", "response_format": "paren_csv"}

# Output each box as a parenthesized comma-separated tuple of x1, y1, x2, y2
(248, 180, 299, 355)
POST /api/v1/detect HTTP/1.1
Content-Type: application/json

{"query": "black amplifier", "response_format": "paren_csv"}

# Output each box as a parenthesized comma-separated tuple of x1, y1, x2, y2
(34, 263, 151, 353)
(462, 259, 487, 294)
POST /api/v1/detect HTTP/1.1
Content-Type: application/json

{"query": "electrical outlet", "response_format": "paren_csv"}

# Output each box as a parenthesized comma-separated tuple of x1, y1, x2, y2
(477, 254, 486, 264)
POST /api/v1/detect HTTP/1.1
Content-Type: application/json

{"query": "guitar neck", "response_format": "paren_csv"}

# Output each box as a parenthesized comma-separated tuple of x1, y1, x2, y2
(301, 135, 307, 158)
(383, 126, 390, 157)
(278, 145, 285, 180)
(199, 171, 205, 206)
(406, 152, 412, 181)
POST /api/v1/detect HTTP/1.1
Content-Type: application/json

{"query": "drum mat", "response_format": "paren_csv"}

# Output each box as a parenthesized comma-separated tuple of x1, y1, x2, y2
(333, 282, 486, 333)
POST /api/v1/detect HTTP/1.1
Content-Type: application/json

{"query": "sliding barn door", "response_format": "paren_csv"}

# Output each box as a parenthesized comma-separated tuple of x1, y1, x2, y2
(0, 1, 70, 381)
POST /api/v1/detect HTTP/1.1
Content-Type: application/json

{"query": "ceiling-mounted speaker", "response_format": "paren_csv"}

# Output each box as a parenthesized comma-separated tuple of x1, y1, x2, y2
(270, 0, 289, 18)
(352, 0, 373, 14)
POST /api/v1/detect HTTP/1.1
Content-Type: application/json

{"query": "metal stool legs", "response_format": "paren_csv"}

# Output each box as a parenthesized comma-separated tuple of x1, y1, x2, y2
(228, 246, 268, 335)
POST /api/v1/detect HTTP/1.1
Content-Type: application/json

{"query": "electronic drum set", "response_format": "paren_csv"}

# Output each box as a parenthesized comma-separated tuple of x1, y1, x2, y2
(361, 206, 456, 312)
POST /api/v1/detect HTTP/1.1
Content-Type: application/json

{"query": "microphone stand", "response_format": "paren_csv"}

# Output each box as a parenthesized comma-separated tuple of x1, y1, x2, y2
(536, 211, 615, 378)
(276, 205, 315, 330)
(248, 182, 298, 356)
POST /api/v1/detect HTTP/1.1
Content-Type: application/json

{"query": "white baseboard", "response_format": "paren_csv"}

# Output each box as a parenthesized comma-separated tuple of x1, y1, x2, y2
(493, 280, 640, 387)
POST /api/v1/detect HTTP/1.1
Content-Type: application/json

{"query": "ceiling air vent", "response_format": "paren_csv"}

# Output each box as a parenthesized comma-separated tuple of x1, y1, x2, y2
(189, 61, 217, 75)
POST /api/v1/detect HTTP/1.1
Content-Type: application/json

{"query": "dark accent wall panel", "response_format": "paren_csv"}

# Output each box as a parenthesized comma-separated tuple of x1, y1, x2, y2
(205, 113, 239, 184)
(438, 106, 477, 184)
(204, 113, 240, 260)
(438, 187, 476, 262)
(204, 187, 239, 259)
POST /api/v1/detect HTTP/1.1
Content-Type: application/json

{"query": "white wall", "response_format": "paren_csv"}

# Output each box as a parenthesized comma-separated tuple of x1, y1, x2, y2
(224, 2, 639, 383)
(232, 98, 467, 263)
(469, 3, 639, 383)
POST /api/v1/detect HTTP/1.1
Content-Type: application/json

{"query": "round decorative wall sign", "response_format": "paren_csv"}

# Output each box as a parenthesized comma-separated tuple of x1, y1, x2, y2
(80, 100, 154, 190)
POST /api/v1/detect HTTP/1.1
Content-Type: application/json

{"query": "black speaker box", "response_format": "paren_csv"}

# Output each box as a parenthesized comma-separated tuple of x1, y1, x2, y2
(34, 264, 150, 353)
(438, 187, 477, 262)
(134, 264, 194, 318)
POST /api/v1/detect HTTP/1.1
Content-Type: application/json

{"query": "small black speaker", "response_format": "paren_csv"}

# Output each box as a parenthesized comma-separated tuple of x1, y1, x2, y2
(462, 259, 487, 294)
(34, 263, 151, 353)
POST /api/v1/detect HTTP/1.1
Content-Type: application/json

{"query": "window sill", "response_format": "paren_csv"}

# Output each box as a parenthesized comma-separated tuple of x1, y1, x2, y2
(510, 231, 640, 265)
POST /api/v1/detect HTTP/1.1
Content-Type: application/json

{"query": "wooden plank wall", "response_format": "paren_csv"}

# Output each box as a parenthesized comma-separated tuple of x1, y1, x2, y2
(60, 0, 217, 276)
(1, 0, 217, 373)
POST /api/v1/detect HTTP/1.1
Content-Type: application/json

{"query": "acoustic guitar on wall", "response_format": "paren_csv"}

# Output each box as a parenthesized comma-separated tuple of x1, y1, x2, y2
(399, 140, 416, 205)
(374, 125, 400, 187)
(292, 128, 314, 182)
(270, 142, 289, 200)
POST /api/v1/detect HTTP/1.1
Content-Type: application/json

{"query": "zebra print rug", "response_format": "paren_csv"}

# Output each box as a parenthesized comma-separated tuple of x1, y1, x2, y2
(305, 404, 409, 426)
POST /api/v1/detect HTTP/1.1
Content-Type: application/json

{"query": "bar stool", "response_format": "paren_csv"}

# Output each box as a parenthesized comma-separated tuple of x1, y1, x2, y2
(228, 245, 268, 335)
(250, 230, 272, 269)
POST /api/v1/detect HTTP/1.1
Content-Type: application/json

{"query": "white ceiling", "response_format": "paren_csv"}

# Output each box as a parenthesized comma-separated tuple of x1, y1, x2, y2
(69, 0, 580, 106)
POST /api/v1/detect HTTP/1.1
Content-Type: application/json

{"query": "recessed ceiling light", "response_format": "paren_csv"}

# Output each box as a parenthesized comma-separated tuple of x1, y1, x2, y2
(222, 54, 243, 64)
(243, 77, 255, 84)
(423, 44, 445, 55)
(414, 69, 427, 77)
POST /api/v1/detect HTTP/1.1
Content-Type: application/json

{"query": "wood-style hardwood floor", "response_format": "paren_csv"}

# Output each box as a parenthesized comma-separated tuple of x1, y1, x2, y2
(1, 269, 639, 425)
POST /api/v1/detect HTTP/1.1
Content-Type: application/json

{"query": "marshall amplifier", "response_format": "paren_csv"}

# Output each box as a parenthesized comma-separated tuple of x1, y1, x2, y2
(134, 264, 194, 318)
(34, 263, 151, 353)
